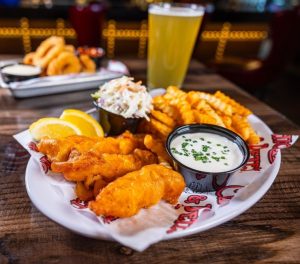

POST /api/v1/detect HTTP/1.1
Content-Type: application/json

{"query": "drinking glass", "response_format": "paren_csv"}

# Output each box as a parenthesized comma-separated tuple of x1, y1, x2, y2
(147, 3, 204, 89)
(69, 1, 106, 46)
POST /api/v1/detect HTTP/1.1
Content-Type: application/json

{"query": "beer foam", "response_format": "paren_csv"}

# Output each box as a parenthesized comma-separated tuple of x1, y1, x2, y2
(149, 4, 204, 17)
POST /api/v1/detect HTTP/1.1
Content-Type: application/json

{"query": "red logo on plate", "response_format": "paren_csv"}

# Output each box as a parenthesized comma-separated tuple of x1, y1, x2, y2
(28, 141, 38, 152)
(215, 185, 243, 205)
(166, 195, 212, 234)
(70, 198, 88, 209)
(268, 134, 292, 164)
(241, 142, 269, 171)
(39, 156, 51, 174)
(103, 216, 118, 224)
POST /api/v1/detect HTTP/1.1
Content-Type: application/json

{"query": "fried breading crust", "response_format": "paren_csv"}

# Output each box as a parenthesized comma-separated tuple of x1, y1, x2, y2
(89, 164, 185, 217)
(51, 149, 158, 182)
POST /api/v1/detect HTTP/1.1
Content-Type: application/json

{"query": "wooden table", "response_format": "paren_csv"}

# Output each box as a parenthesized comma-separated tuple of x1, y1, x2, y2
(1, 58, 299, 263)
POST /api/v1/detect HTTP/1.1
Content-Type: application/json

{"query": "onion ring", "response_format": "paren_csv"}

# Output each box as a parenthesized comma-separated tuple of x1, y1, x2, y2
(64, 45, 75, 53)
(47, 51, 81, 76)
(79, 54, 96, 73)
(23, 52, 36, 65)
(33, 36, 65, 69)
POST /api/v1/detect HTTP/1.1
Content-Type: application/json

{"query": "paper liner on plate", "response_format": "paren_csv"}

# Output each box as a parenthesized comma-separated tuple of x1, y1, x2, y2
(14, 117, 298, 251)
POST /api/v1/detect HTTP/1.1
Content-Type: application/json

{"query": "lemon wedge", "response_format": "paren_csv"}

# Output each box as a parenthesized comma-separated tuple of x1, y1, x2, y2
(60, 109, 104, 137)
(29, 117, 82, 141)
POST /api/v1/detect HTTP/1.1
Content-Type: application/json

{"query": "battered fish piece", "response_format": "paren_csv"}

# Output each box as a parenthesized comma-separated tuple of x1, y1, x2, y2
(89, 136, 140, 156)
(51, 149, 158, 182)
(89, 164, 185, 218)
(38, 131, 145, 162)
(37, 135, 98, 162)
(144, 134, 172, 164)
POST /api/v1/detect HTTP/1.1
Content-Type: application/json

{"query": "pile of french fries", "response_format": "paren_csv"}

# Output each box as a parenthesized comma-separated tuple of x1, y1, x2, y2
(139, 86, 260, 145)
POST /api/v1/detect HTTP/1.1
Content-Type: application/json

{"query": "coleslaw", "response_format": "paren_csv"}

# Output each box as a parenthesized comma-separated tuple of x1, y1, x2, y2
(92, 76, 153, 119)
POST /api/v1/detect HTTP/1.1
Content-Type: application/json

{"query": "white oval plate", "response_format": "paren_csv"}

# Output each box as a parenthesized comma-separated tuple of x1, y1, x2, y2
(25, 114, 280, 241)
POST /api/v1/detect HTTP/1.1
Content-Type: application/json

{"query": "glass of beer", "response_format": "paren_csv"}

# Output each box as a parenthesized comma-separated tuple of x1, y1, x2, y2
(147, 3, 204, 89)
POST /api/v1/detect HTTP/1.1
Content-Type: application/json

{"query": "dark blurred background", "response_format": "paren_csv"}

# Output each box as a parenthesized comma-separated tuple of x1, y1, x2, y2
(0, 0, 299, 125)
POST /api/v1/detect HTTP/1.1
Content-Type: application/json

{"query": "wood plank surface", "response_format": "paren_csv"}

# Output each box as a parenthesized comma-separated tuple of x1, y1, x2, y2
(0, 58, 299, 264)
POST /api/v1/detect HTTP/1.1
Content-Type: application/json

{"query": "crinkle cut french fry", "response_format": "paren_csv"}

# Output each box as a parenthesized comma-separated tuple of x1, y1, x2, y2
(226, 125, 238, 135)
(214, 91, 252, 116)
(187, 92, 212, 115)
(164, 89, 186, 106)
(144, 134, 172, 164)
(176, 101, 195, 125)
(166, 86, 186, 99)
(194, 100, 207, 111)
(218, 112, 232, 128)
(232, 115, 250, 141)
(186, 91, 201, 107)
(197, 92, 233, 116)
(187, 92, 225, 127)
(152, 95, 165, 106)
(248, 128, 261, 145)
(199, 100, 225, 127)
(151, 87, 256, 144)
(152, 96, 178, 119)
(150, 118, 173, 138)
(193, 110, 217, 125)
(151, 110, 176, 128)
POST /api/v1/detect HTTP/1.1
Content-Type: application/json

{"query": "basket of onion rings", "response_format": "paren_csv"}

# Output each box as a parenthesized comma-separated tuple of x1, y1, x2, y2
(23, 36, 104, 76)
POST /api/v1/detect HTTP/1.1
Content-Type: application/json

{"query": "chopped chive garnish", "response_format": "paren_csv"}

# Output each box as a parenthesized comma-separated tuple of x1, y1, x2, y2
(182, 142, 188, 148)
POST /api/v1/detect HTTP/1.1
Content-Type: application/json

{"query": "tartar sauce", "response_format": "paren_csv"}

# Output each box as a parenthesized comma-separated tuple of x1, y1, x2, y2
(2, 64, 41, 76)
(170, 132, 243, 173)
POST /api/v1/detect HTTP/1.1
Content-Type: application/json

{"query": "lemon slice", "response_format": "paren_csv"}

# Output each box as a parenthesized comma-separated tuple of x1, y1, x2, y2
(60, 109, 104, 137)
(29, 117, 82, 141)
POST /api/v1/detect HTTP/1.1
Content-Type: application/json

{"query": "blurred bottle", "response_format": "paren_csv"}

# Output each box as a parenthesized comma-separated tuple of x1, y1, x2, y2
(69, 0, 107, 47)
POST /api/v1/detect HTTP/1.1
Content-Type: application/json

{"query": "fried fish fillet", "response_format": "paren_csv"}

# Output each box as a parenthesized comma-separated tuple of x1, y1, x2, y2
(51, 149, 158, 182)
(89, 164, 185, 218)
(37, 135, 98, 162)
(144, 134, 172, 164)
(37, 131, 146, 162)
(90, 132, 146, 156)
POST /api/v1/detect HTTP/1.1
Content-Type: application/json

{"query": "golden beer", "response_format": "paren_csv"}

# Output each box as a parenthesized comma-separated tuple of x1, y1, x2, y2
(148, 4, 204, 89)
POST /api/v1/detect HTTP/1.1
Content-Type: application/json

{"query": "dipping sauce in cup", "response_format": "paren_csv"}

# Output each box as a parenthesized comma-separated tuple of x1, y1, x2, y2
(166, 124, 250, 192)
(1, 63, 41, 83)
